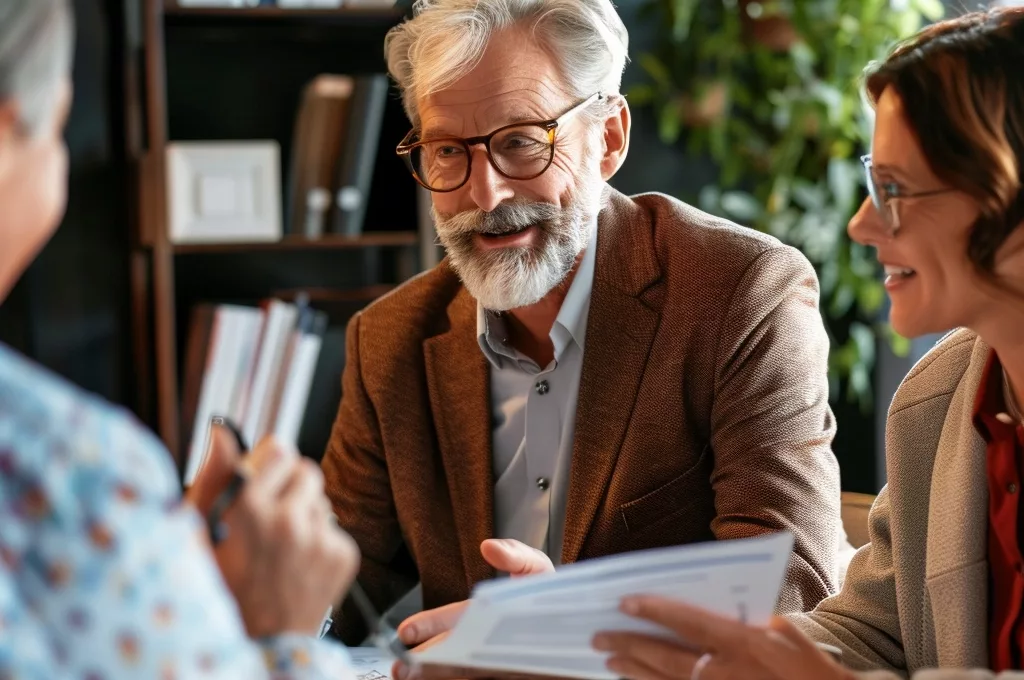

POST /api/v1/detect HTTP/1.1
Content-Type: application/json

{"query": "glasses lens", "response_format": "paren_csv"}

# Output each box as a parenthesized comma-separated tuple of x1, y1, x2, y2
(489, 125, 554, 179)
(863, 160, 888, 219)
(410, 140, 469, 191)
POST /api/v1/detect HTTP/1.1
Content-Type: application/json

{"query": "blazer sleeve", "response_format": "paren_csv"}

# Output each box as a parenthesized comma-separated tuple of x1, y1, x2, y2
(710, 245, 842, 613)
(321, 312, 418, 645)
(789, 483, 907, 671)
(856, 672, 1024, 679)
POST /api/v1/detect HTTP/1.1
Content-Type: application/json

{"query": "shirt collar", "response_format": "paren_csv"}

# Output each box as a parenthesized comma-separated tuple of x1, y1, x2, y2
(476, 217, 598, 367)
(973, 350, 1018, 442)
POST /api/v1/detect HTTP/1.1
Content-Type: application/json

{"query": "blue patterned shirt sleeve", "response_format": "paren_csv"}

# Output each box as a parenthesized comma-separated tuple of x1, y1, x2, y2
(0, 345, 355, 679)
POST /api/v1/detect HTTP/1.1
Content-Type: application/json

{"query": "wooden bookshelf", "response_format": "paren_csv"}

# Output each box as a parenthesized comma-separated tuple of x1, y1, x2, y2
(172, 231, 419, 254)
(129, 0, 423, 476)
(163, 5, 404, 22)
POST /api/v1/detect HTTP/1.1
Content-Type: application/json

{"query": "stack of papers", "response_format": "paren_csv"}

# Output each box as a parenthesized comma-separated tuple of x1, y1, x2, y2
(414, 532, 794, 680)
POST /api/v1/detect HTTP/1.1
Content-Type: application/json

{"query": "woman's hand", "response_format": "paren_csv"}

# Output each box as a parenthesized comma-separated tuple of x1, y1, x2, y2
(593, 597, 855, 680)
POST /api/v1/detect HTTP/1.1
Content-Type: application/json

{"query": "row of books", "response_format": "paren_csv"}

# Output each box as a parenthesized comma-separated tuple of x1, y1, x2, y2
(181, 297, 328, 484)
(286, 73, 390, 238)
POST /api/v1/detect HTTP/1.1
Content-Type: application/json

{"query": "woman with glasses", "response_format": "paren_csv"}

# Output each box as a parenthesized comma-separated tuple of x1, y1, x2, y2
(0, 1, 363, 677)
(590, 7, 1024, 680)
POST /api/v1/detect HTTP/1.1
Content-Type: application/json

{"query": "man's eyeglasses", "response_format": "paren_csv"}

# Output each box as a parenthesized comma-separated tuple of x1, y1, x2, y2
(396, 92, 605, 193)
(861, 154, 955, 235)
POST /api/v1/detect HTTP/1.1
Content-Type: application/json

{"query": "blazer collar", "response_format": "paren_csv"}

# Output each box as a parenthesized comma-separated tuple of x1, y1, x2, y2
(926, 333, 991, 667)
(423, 286, 496, 590)
(561, 188, 664, 563)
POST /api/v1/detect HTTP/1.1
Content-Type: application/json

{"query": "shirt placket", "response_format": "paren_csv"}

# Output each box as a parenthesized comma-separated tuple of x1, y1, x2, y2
(523, 362, 559, 553)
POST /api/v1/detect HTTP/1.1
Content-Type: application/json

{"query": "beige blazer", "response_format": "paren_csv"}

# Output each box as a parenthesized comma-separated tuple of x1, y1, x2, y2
(792, 329, 1024, 679)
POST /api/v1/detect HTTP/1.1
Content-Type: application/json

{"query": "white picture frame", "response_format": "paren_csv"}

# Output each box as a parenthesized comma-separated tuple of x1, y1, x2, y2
(166, 141, 283, 244)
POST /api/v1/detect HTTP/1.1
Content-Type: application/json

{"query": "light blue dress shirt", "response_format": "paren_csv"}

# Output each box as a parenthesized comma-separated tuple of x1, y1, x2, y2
(0, 343, 355, 679)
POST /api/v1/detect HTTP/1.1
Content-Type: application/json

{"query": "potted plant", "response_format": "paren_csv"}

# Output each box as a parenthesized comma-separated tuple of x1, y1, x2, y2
(629, 0, 945, 409)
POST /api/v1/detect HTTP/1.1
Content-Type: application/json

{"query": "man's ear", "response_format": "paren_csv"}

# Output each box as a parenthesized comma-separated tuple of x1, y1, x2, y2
(0, 101, 21, 176)
(599, 95, 630, 181)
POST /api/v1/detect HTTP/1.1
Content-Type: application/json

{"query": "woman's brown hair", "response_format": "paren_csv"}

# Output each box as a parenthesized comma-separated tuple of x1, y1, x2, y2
(864, 7, 1024, 274)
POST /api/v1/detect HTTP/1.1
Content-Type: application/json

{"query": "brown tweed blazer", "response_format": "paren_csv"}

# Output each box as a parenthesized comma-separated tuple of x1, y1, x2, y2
(322, 187, 842, 644)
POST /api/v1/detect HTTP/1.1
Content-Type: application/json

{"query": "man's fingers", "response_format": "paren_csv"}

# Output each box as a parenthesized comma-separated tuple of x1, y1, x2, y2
(398, 603, 466, 646)
(619, 596, 742, 652)
(244, 436, 298, 499)
(279, 458, 325, 505)
(480, 538, 554, 577)
(184, 422, 243, 512)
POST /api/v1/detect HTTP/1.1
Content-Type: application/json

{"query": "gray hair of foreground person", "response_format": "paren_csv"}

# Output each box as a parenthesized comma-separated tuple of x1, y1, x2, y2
(0, 0, 73, 137)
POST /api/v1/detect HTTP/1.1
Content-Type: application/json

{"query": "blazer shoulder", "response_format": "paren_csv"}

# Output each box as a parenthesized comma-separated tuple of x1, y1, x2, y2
(630, 191, 804, 270)
(624, 191, 815, 308)
(889, 328, 979, 415)
(355, 262, 461, 339)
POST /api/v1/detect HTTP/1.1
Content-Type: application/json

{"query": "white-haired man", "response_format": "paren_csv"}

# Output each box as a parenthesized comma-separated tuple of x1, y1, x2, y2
(322, 0, 844, 646)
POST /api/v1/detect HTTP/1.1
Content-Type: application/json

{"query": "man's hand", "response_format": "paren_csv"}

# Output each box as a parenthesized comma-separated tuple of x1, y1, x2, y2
(188, 424, 361, 639)
(392, 539, 554, 680)
(593, 597, 856, 680)
(183, 422, 244, 514)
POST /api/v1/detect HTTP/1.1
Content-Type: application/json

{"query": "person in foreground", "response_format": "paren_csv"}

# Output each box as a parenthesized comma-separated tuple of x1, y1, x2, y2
(582, 7, 1024, 680)
(0, 1, 361, 676)
(323, 0, 844, 646)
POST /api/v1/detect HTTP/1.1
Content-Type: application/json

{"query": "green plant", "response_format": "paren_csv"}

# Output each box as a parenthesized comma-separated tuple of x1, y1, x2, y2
(629, 0, 944, 409)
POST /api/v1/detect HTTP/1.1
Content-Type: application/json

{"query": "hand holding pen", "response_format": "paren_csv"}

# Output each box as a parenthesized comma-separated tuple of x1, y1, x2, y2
(185, 417, 361, 640)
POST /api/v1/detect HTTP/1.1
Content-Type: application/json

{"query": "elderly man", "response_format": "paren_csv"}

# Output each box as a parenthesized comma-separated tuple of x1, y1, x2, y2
(322, 0, 842, 645)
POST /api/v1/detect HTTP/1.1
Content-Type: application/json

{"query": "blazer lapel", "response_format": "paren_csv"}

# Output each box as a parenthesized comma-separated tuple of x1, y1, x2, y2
(926, 336, 990, 668)
(561, 190, 662, 564)
(423, 287, 496, 588)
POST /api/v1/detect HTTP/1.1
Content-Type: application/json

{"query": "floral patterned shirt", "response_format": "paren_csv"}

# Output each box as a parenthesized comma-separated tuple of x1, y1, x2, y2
(0, 344, 355, 679)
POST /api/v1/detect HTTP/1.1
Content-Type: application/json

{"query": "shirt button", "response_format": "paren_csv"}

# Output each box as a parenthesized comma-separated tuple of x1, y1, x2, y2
(997, 413, 1016, 425)
(535, 380, 550, 395)
(536, 477, 550, 491)
(1010, 483, 1019, 494)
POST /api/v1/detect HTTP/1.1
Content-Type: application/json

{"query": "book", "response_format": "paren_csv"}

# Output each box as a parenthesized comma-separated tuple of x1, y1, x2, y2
(330, 73, 390, 237)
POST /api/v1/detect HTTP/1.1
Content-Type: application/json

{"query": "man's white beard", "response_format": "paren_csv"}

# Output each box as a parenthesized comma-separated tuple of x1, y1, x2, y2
(432, 173, 602, 312)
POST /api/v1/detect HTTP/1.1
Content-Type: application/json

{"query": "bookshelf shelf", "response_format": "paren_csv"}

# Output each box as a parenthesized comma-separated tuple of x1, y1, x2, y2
(130, 0, 424, 474)
(171, 231, 419, 254)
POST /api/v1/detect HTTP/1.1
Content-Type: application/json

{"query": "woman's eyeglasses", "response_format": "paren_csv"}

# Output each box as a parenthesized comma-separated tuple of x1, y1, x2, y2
(860, 154, 955, 235)
(396, 92, 604, 193)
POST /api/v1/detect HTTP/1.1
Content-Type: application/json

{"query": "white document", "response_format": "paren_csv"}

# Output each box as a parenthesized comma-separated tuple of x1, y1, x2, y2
(348, 647, 396, 680)
(413, 532, 794, 680)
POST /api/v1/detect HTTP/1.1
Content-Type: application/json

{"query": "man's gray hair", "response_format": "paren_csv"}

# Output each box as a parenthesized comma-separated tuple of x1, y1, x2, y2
(0, 0, 74, 137)
(385, 0, 629, 126)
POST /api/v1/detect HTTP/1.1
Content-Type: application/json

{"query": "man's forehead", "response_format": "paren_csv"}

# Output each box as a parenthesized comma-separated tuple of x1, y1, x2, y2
(418, 77, 570, 137)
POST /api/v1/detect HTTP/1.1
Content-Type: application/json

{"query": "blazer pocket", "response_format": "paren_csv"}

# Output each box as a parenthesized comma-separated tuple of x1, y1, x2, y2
(619, 446, 713, 535)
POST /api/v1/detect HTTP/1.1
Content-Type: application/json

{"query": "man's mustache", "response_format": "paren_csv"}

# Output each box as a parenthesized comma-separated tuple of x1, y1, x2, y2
(435, 201, 561, 236)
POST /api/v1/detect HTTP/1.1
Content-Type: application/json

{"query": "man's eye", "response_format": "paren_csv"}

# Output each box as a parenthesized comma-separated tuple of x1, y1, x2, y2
(436, 146, 464, 158)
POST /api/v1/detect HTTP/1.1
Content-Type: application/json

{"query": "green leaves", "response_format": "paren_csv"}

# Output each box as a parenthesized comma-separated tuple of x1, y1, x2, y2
(634, 0, 944, 405)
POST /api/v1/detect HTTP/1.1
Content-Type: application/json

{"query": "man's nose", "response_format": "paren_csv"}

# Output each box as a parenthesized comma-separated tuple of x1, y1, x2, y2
(465, 145, 515, 213)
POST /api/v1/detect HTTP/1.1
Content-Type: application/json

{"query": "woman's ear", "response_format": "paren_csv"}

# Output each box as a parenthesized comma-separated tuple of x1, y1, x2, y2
(599, 95, 630, 181)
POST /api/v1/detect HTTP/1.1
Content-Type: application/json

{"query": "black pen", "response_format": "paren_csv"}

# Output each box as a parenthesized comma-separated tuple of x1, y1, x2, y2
(348, 580, 413, 664)
(205, 415, 249, 546)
